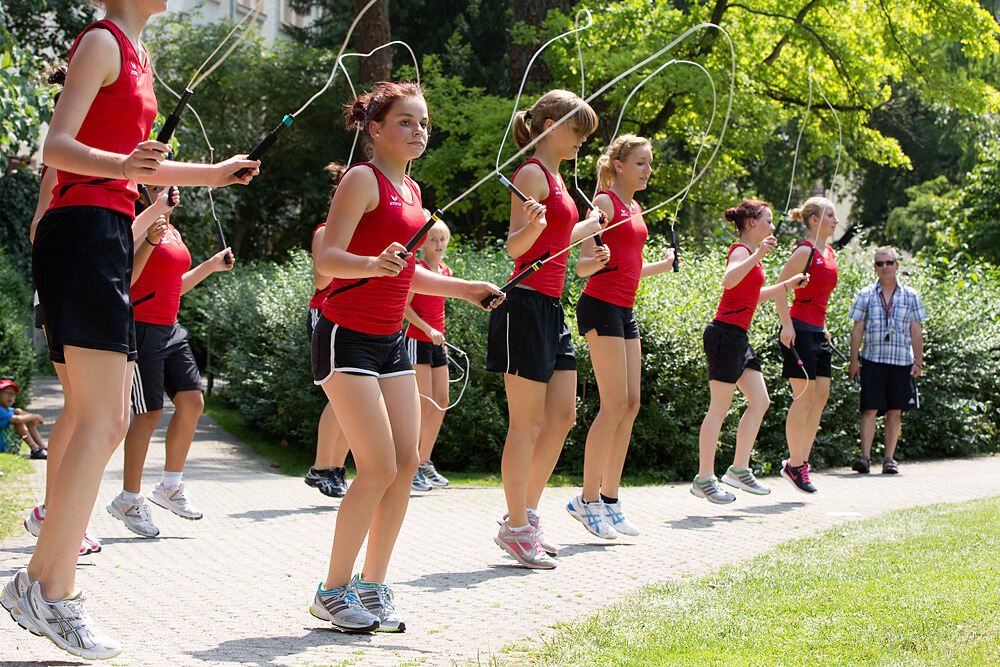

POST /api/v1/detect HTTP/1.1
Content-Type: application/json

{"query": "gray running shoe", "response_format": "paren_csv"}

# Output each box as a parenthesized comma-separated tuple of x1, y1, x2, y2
(1, 568, 30, 613)
(150, 482, 203, 519)
(494, 520, 556, 569)
(418, 461, 449, 487)
(107, 494, 160, 537)
(690, 475, 737, 504)
(411, 469, 432, 492)
(350, 574, 405, 632)
(305, 466, 348, 498)
(722, 466, 772, 495)
(11, 582, 122, 660)
(309, 583, 379, 633)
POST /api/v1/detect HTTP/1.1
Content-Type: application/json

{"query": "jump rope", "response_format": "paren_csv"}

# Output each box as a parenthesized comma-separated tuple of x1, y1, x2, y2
(778, 65, 848, 399)
(482, 22, 736, 307)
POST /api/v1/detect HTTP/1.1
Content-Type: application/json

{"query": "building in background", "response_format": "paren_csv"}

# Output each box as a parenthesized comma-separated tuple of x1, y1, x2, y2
(155, 0, 315, 42)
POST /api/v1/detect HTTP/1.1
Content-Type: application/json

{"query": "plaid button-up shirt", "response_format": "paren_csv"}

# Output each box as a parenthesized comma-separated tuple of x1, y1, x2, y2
(849, 281, 927, 366)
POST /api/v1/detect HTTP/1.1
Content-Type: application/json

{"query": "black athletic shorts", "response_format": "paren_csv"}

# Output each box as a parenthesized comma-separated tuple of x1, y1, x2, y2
(703, 320, 761, 383)
(311, 315, 414, 383)
(486, 287, 576, 383)
(131, 322, 202, 414)
(780, 328, 832, 380)
(859, 359, 917, 413)
(33, 206, 136, 363)
(576, 292, 639, 339)
(405, 337, 448, 368)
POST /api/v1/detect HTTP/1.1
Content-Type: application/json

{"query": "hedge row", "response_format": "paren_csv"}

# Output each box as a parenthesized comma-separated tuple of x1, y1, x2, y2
(191, 242, 1000, 478)
(0, 246, 35, 405)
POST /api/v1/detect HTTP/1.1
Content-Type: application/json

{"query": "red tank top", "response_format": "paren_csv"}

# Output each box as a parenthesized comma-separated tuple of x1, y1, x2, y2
(713, 243, 765, 331)
(790, 241, 838, 327)
(48, 20, 158, 218)
(509, 159, 578, 298)
(405, 259, 451, 342)
(309, 223, 333, 309)
(131, 224, 192, 325)
(582, 191, 648, 308)
(321, 163, 426, 335)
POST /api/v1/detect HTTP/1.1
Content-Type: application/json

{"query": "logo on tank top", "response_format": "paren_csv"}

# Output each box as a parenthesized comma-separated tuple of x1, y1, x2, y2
(130, 61, 140, 80)
(620, 208, 629, 217)
(389, 193, 402, 207)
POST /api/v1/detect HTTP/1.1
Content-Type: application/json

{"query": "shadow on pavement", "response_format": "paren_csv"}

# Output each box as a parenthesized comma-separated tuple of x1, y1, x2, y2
(397, 564, 541, 592)
(187, 628, 433, 665)
(664, 514, 742, 530)
(735, 501, 806, 515)
(227, 505, 337, 522)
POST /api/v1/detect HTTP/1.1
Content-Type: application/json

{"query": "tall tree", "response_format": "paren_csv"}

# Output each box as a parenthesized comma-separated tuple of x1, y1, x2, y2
(509, 0, 572, 93)
(355, 0, 392, 84)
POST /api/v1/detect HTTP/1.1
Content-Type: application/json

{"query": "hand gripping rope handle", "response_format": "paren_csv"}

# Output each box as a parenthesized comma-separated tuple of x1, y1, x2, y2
(497, 172, 606, 249)
(479, 251, 551, 308)
(323, 214, 441, 300)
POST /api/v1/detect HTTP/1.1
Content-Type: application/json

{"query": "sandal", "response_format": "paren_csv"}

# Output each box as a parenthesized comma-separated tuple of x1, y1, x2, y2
(852, 456, 870, 474)
(882, 457, 899, 475)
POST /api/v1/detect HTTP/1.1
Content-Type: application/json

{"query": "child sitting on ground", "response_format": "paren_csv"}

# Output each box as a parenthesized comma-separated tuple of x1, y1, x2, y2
(0, 379, 47, 459)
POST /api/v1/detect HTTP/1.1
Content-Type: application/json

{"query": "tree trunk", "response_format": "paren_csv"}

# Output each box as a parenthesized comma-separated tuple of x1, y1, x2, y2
(356, 0, 392, 85)
(508, 0, 572, 95)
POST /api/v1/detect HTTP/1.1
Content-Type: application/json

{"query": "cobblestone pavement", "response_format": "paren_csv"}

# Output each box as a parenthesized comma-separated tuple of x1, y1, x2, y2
(2, 378, 999, 666)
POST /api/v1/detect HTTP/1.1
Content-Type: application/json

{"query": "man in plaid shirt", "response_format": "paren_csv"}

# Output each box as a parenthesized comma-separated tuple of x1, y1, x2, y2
(848, 247, 926, 474)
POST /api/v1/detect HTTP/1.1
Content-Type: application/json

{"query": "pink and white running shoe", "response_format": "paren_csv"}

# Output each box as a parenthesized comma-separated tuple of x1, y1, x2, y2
(494, 520, 556, 569)
(24, 505, 101, 556)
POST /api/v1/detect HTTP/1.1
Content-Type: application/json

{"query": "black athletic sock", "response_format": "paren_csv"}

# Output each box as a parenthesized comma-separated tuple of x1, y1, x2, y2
(600, 493, 618, 505)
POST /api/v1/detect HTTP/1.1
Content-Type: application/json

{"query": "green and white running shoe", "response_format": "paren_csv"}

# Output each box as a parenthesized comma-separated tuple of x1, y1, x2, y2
(721, 466, 771, 495)
(690, 475, 736, 504)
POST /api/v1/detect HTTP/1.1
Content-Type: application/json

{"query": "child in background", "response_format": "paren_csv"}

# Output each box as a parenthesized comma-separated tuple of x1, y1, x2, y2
(0, 380, 47, 459)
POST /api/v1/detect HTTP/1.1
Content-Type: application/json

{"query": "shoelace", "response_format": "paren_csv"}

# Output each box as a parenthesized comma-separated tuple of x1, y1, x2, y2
(798, 463, 812, 484)
(133, 503, 153, 521)
(606, 505, 624, 523)
(58, 596, 98, 640)
(376, 584, 396, 613)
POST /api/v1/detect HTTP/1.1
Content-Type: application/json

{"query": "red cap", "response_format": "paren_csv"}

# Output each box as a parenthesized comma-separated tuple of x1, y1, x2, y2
(0, 379, 20, 393)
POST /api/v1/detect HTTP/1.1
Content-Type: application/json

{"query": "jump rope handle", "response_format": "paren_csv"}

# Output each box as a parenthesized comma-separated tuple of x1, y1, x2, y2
(670, 225, 679, 272)
(479, 261, 541, 309)
(235, 114, 293, 178)
(156, 88, 193, 147)
(397, 214, 440, 261)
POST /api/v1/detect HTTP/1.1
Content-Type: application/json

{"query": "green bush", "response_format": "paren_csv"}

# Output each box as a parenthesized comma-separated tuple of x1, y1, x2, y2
(194, 243, 1000, 476)
(0, 168, 38, 282)
(0, 245, 34, 405)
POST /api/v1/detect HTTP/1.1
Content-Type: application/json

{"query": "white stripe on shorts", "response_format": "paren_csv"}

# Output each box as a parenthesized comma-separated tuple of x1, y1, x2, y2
(131, 366, 147, 414)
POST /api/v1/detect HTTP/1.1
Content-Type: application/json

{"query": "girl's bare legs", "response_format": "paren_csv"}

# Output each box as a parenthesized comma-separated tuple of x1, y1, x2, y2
(314, 404, 348, 469)
(582, 334, 628, 501)
(27, 347, 132, 600)
(501, 374, 547, 529)
(360, 375, 420, 583)
(786, 376, 830, 466)
(526, 369, 577, 510)
(41, 363, 74, 507)
(698, 381, 736, 479)
(121, 410, 161, 493)
(162, 390, 203, 474)
(599, 338, 642, 499)
(322, 372, 418, 588)
(732, 369, 770, 470)
(415, 363, 448, 462)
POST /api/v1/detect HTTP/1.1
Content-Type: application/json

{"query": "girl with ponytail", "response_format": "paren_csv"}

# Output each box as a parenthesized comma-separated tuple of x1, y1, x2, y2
(693, 200, 808, 504)
(310, 82, 501, 632)
(485, 89, 605, 569)
(566, 134, 674, 539)
(775, 196, 839, 494)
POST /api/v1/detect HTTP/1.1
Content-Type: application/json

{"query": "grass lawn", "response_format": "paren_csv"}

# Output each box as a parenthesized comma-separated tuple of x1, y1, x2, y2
(499, 496, 1000, 666)
(0, 452, 33, 540)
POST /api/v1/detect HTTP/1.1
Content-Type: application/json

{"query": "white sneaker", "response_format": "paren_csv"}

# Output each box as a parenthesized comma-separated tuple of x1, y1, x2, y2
(24, 505, 43, 537)
(107, 494, 160, 537)
(502, 512, 559, 556)
(11, 582, 122, 660)
(310, 583, 380, 633)
(566, 494, 618, 539)
(1, 568, 31, 613)
(602, 500, 640, 536)
(150, 482, 203, 519)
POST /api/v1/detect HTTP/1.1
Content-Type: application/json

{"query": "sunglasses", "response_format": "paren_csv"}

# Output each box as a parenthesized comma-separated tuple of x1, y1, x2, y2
(874, 259, 896, 267)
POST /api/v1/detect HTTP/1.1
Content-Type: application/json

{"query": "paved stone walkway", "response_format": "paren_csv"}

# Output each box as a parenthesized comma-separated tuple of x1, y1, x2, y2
(2, 377, 999, 666)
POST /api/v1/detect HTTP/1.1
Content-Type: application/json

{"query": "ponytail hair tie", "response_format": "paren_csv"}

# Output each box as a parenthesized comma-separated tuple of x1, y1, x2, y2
(524, 110, 533, 122)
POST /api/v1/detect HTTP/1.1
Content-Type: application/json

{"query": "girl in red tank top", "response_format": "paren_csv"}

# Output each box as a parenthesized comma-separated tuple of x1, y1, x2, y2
(484, 89, 605, 569)
(15, 2, 261, 658)
(403, 219, 454, 491)
(694, 201, 809, 505)
(570, 135, 675, 538)
(309, 82, 501, 632)
(775, 196, 841, 494)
